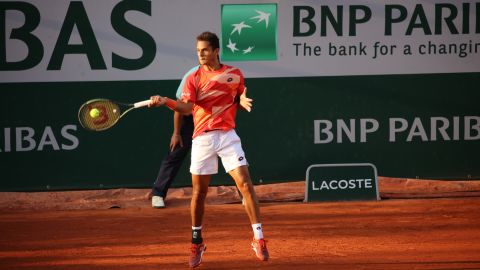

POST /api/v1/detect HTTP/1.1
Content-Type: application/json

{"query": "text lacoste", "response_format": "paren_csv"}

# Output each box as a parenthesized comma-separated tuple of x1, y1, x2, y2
(311, 179, 373, 190)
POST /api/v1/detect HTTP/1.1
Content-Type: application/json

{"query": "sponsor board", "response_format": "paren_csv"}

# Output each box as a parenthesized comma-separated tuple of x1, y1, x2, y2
(221, 4, 277, 61)
(0, 0, 479, 191)
(1, 1, 479, 82)
(305, 163, 379, 202)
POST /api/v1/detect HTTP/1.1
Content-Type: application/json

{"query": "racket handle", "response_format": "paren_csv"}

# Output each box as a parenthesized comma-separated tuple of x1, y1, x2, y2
(134, 100, 151, 108)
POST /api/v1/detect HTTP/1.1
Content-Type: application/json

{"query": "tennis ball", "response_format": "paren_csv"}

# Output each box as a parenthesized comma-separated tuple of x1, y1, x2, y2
(89, 108, 100, 118)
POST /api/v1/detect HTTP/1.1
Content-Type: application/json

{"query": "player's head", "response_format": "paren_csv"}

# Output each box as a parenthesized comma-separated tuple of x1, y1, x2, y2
(196, 31, 220, 66)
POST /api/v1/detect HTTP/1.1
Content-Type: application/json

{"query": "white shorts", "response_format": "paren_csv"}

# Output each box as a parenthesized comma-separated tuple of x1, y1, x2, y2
(190, 129, 248, 175)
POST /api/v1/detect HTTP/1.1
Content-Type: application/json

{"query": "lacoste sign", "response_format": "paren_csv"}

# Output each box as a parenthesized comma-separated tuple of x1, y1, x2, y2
(221, 4, 277, 61)
(305, 163, 380, 202)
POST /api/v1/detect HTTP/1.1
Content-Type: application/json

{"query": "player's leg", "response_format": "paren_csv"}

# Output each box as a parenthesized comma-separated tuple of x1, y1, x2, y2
(189, 133, 216, 230)
(191, 174, 211, 229)
(218, 130, 260, 223)
(188, 131, 217, 268)
(188, 174, 210, 268)
(229, 165, 269, 261)
(188, 175, 211, 268)
(229, 165, 260, 223)
(219, 130, 269, 261)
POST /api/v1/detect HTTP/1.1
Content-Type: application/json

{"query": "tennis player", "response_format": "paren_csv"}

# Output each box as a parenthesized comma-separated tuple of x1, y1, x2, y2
(149, 31, 269, 268)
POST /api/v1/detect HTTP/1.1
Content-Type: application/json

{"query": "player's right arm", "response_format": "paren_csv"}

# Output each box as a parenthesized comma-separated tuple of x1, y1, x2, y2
(149, 68, 196, 113)
(149, 95, 193, 114)
(149, 65, 198, 113)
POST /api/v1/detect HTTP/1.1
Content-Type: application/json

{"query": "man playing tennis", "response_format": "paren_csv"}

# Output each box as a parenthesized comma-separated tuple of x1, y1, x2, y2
(149, 31, 269, 268)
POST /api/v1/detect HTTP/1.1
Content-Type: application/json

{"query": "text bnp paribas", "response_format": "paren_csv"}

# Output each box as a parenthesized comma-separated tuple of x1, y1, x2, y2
(292, 3, 480, 59)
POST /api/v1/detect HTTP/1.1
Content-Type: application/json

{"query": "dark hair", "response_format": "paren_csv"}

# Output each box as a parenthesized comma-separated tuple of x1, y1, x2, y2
(196, 31, 220, 50)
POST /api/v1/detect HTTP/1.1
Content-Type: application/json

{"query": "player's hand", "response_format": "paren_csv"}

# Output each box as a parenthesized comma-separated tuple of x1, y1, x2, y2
(170, 134, 183, 151)
(239, 88, 253, 112)
(149, 95, 167, 107)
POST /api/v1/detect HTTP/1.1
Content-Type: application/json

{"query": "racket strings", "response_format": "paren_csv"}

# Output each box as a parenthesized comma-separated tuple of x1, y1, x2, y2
(78, 100, 122, 131)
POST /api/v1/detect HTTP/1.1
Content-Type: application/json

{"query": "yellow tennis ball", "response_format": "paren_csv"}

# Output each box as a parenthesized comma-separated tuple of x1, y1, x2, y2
(89, 108, 100, 118)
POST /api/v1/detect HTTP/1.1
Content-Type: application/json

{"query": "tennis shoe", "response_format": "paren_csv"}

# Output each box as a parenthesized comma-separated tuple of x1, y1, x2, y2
(151, 196, 165, 208)
(251, 238, 269, 261)
(189, 242, 206, 268)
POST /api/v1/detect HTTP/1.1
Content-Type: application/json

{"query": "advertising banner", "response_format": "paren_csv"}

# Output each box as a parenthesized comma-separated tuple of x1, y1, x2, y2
(305, 163, 379, 202)
(1, 0, 479, 191)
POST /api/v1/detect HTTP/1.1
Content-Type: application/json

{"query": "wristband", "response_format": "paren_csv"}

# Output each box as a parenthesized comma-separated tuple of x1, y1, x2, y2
(165, 97, 177, 110)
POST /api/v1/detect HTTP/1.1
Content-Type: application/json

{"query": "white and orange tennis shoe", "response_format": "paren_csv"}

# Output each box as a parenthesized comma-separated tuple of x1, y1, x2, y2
(189, 242, 206, 268)
(251, 238, 269, 261)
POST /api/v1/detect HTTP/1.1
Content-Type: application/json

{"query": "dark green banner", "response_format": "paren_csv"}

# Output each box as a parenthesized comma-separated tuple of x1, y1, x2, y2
(1, 72, 479, 191)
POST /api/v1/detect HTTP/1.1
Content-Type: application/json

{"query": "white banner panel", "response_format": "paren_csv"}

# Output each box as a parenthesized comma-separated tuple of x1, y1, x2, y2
(1, 0, 479, 82)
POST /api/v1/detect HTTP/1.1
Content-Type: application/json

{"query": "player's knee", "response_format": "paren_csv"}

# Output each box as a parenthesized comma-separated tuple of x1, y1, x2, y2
(192, 186, 208, 199)
(237, 181, 253, 194)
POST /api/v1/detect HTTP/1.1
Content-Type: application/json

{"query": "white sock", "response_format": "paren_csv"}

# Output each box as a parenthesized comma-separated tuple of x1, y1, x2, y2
(192, 226, 202, 230)
(251, 223, 264, 240)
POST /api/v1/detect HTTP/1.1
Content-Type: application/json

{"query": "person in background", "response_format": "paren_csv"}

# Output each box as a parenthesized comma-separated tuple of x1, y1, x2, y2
(151, 66, 197, 208)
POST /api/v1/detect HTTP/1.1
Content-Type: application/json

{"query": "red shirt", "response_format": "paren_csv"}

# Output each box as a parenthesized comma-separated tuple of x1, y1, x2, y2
(181, 65, 245, 138)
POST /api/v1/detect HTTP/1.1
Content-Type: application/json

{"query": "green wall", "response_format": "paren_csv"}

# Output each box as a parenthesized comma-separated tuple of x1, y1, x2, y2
(1, 72, 479, 191)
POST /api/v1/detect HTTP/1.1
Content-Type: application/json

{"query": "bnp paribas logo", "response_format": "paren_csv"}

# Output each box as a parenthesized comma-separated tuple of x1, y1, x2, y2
(221, 4, 277, 61)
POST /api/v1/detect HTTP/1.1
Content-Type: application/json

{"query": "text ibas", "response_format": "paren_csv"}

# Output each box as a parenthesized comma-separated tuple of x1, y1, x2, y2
(0, 125, 79, 152)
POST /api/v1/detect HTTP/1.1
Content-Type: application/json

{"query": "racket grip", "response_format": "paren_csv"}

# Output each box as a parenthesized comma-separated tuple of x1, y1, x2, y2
(134, 100, 151, 108)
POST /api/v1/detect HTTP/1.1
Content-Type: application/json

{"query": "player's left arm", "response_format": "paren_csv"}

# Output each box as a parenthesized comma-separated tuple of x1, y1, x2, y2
(238, 87, 252, 112)
(237, 72, 252, 112)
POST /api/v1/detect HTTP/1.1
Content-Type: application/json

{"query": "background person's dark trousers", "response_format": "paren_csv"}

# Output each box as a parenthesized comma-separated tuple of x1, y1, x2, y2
(152, 115, 193, 199)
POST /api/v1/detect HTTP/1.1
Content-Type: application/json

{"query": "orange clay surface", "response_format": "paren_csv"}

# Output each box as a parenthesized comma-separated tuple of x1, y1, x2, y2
(1, 197, 479, 270)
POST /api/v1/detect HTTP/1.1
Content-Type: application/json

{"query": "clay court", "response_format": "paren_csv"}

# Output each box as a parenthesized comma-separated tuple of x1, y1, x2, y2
(1, 179, 479, 270)
(1, 1, 479, 269)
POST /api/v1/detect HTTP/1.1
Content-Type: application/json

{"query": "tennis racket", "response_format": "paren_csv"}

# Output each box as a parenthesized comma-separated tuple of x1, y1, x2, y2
(78, 98, 151, 131)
